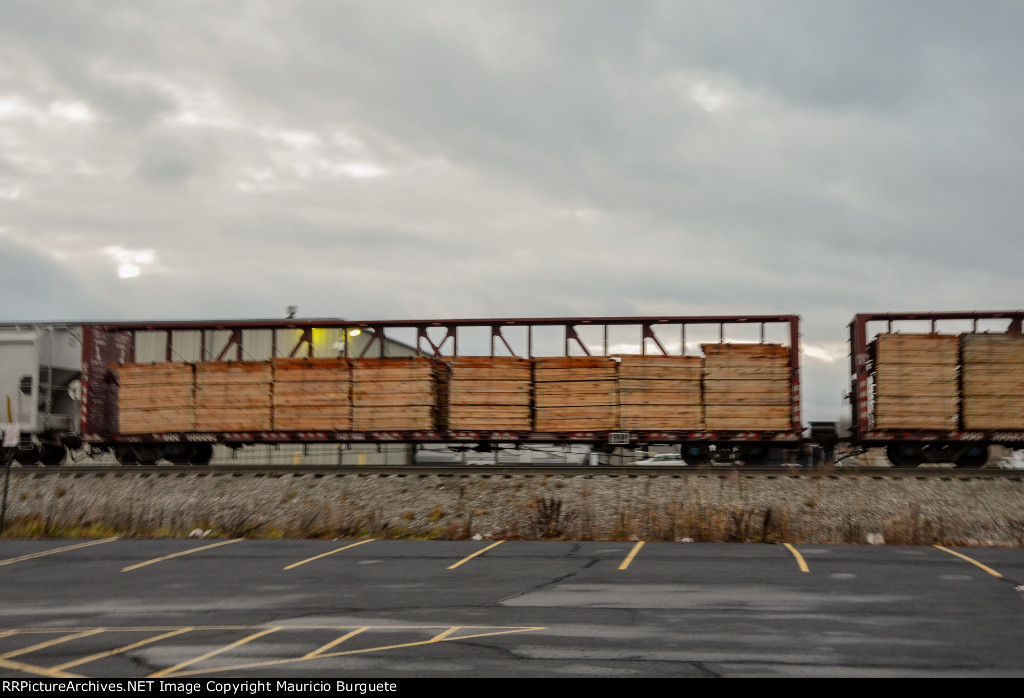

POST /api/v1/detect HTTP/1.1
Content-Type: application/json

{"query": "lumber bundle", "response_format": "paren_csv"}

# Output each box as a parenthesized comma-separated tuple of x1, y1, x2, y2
(115, 362, 194, 434)
(351, 357, 442, 431)
(195, 362, 273, 431)
(615, 355, 703, 430)
(272, 358, 352, 431)
(702, 344, 792, 431)
(872, 334, 958, 430)
(960, 333, 1024, 430)
(533, 357, 618, 431)
(446, 356, 532, 430)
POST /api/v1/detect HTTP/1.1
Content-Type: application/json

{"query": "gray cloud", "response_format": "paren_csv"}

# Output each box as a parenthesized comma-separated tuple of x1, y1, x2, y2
(0, 1, 1021, 417)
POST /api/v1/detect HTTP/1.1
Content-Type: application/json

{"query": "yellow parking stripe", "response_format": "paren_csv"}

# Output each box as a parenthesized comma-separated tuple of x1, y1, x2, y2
(0, 538, 119, 567)
(448, 540, 503, 569)
(284, 539, 375, 570)
(166, 625, 544, 677)
(121, 539, 243, 572)
(619, 541, 645, 570)
(784, 543, 809, 573)
(934, 545, 1003, 578)
(51, 627, 196, 671)
(148, 627, 280, 678)
(302, 626, 369, 658)
(0, 657, 84, 678)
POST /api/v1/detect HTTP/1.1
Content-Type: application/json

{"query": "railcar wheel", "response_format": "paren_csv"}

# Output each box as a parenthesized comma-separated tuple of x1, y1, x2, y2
(738, 443, 770, 466)
(114, 447, 138, 465)
(39, 444, 67, 466)
(681, 445, 710, 466)
(191, 443, 214, 465)
(886, 443, 924, 468)
(954, 445, 988, 468)
(134, 445, 160, 466)
(166, 444, 196, 465)
(14, 448, 40, 466)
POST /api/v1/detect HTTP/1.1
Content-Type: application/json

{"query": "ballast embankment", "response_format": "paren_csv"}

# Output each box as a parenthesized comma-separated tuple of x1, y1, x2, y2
(4, 471, 1023, 546)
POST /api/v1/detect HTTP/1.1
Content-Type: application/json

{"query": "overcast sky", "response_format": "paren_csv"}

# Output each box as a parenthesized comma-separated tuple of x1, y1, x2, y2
(2, 1, 1022, 419)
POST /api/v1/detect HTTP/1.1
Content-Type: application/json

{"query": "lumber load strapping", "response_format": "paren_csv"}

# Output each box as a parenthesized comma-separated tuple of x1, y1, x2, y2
(115, 362, 195, 434)
(960, 333, 1024, 430)
(351, 357, 443, 431)
(446, 356, 532, 430)
(533, 356, 618, 431)
(702, 343, 792, 431)
(615, 355, 704, 430)
(871, 334, 958, 431)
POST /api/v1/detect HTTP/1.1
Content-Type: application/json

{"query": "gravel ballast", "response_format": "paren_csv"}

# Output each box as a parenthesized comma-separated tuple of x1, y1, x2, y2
(4, 470, 1024, 546)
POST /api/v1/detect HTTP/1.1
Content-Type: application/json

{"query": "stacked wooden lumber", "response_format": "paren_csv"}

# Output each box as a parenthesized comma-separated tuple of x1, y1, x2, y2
(115, 362, 194, 434)
(533, 357, 618, 431)
(272, 358, 352, 431)
(615, 355, 703, 430)
(195, 362, 273, 431)
(703, 344, 792, 431)
(351, 357, 442, 431)
(872, 333, 959, 430)
(446, 357, 532, 430)
(960, 333, 1024, 430)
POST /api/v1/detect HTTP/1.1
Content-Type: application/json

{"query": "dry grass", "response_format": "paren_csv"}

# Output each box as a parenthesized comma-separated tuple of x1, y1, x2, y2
(2, 472, 1022, 546)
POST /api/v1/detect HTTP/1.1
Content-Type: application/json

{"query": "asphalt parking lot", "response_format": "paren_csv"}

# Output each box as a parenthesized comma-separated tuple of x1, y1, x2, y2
(1, 539, 1023, 678)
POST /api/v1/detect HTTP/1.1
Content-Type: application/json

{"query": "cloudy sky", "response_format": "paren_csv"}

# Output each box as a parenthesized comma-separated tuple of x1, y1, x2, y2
(2, 1, 1022, 419)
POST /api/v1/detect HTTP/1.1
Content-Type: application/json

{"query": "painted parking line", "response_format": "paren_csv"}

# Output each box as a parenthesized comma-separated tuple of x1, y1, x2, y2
(0, 538, 119, 567)
(121, 539, 243, 572)
(149, 627, 280, 678)
(448, 540, 503, 569)
(51, 627, 196, 672)
(302, 626, 370, 658)
(0, 625, 548, 678)
(933, 545, 1003, 578)
(0, 628, 105, 678)
(619, 541, 645, 570)
(784, 543, 809, 572)
(283, 539, 375, 570)
(161, 625, 545, 678)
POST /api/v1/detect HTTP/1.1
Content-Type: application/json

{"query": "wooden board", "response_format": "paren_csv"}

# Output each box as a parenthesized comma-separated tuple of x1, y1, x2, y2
(702, 390, 792, 407)
(873, 380, 959, 398)
(352, 406, 437, 431)
(448, 391, 531, 407)
(446, 357, 532, 429)
(962, 372, 1024, 397)
(115, 363, 196, 434)
(702, 343, 790, 359)
(533, 357, 618, 382)
(535, 405, 617, 431)
(351, 358, 439, 382)
(448, 404, 532, 430)
(705, 417, 792, 431)
(873, 333, 959, 364)
(618, 389, 702, 405)
(192, 362, 273, 430)
(446, 357, 532, 381)
(871, 334, 959, 431)
(960, 334, 1024, 364)
(615, 355, 702, 380)
(703, 365, 790, 380)
(273, 357, 352, 380)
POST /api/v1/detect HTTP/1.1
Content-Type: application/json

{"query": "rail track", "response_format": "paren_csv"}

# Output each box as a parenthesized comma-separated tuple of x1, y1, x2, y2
(4, 463, 1023, 479)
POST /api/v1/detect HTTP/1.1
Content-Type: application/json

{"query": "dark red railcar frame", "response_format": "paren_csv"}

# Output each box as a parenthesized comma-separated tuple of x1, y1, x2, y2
(848, 310, 1024, 446)
(81, 314, 802, 448)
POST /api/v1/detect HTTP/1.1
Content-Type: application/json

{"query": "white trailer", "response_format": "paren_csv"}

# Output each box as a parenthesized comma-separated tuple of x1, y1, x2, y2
(0, 326, 82, 465)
